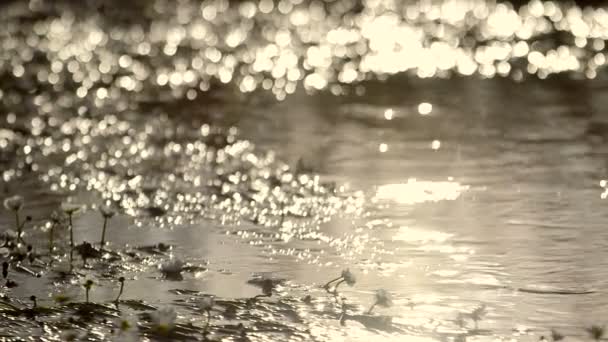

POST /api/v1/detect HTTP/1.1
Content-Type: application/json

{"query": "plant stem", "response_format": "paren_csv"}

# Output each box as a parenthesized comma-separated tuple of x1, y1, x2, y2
(68, 214, 74, 272)
(333, 279, 346, 293)
(203, 309, 211, 333)
(115, 281, 124, 303)
(323, 276, 343, 290)
(49, 222, 55, 255)
(367, 302, 377, 314)
(85, 288, 89, 303)
(14, 212, 21, 243)
(100, 217, 108, 248)
(278, 201, 285, 227)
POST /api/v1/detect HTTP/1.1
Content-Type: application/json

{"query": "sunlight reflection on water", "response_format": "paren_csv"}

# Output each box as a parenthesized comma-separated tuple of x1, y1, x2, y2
(374, 179, 469, 205)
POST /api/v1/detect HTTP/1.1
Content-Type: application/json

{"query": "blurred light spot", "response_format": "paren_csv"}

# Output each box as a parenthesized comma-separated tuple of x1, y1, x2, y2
(384, 109, 394, 120)
(375, 179, 469, 205)
(418, 102, 433, 115)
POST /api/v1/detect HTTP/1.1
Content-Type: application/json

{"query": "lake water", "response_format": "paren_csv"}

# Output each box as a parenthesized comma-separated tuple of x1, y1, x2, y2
(1, 0, 608, 341)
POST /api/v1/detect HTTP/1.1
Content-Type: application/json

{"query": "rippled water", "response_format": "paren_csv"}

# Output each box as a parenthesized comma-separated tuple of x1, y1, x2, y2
(1, 0, 608, 341)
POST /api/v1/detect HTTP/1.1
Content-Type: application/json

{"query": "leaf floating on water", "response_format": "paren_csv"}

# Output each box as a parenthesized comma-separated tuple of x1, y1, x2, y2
(168, 289, 202, 296)
(119, 300, 157, 311)
(135, 243, 172, 256)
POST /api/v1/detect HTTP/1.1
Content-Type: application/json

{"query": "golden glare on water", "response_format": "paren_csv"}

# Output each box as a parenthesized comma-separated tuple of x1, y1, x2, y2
(1, 0, 608, 341)
(0, 0, 605, 103)
(375, 179, 469, 205)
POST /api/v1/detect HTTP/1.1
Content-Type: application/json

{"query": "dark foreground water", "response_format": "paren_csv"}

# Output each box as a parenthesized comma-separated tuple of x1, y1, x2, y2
(1, 0, 608, 341)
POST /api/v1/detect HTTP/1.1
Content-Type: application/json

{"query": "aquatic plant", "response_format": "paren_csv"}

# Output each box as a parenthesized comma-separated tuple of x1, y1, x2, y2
(83, 279, 94, 303)
(99, 204, 116, 248)
(587, 325, 605, 341)
(2, 261, 7, 279)
(10, 244, 27, 262)
(113, 314, 139, 342)
(1, 230, 16, 248)
(470, 304, 487, 330)
(455, 312, 466, 328)
(367, 289, 393, 314)
(53, 293, 71, 305)
(115, 276, 126, 303)
(5, 278, 17, 288)
(48, 211, 62, 255)
(26, 245, 34, 264)
(550, 329, 564, 341)
(323, 268, 356, 293)
(198, 296, 215, 334)
(150, 306, 177, 336)
(160, 258, 184, 279)
(61, 202, 82, 271)
(261, 278, 275, 296)
(3, 196, 25, 242)
(74, 241, 102, 266)
(3, 196, 23, 212)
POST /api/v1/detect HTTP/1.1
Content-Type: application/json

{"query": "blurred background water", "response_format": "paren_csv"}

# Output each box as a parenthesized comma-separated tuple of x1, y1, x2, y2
(1, 0, 608, 341)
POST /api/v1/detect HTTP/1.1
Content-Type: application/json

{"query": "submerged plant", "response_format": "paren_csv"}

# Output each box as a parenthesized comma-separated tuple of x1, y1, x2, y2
(587, 325, 605, 341)
(150, 306, 177, 336)
(115, 276, 126, 303)
(367, 289, 393, 314)
(198, 296, 215, 334)
(323, 268, 356, 293)
(83, 279, 94, 303)
(99, 204, 116, 248)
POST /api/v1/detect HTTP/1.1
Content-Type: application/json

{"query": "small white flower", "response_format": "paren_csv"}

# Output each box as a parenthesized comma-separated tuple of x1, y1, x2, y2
(375, 289, 393, 308)
(160, 258, 184, 276)
(113, 314, 139, 342)
(99, 204, 116, 218)
(150, 306, 177, 334)
(3, 195, 23, 211)
(197, 296, 215, 312)
(341, 269, 356, 286)
(2, 230, 17, 240)
(61, 202, 83, 215)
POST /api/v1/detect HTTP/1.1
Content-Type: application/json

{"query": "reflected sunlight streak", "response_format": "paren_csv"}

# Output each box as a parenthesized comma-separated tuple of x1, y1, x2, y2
(375, 179, 469, 205)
